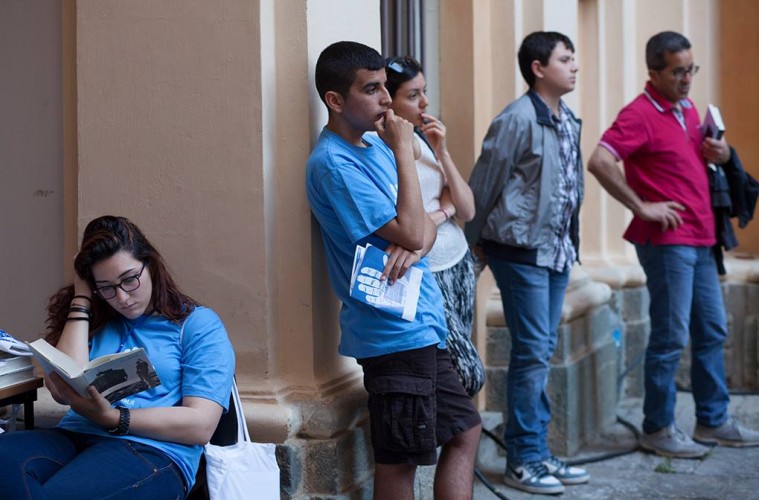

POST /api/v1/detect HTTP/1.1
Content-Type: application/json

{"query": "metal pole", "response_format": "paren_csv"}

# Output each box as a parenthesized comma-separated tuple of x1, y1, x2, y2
(419, 0, 426, 67)
(381, 0, 390, 56)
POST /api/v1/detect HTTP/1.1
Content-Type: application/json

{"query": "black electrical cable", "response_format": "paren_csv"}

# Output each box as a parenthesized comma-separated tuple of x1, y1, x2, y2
(474, 468, 512, 500)
(482, 427, 507, 449)
(473, 428, 512, 498)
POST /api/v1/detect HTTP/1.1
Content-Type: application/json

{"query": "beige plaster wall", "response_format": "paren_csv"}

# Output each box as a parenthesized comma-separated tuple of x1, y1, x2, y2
(76, 1, 272, 386)
(720, 0, 759, 253)
(0, 0, 64, 340)
(63, 0, 78, 279)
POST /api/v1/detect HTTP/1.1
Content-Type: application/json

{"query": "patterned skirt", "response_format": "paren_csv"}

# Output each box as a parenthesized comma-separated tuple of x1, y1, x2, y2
(433, 251, 485, 396)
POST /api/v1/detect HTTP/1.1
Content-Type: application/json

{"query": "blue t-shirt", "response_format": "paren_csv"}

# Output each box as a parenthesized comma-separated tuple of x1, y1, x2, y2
(57, 306, 236, 490)
(306, 127, 448, 358)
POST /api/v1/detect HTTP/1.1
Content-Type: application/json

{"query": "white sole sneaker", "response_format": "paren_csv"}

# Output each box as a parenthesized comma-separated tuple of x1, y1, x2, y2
(503, 463, 565, 495)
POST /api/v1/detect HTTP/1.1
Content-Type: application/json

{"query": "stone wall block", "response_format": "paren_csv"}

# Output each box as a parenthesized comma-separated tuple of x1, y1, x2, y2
(723, 282, 745, 325)
(484, 366, 508, 411)
(291, 422, 373, 498)
(278, 443, 303, 498)
(547, 363, 580, 455)
(675, 281, 756, 390)
(476, 412, 507, 473)
(744, 315, 759, 388)
(548, 335, 618, 456)
(746, 283, 759, 308)
(723, 283, 744, 386)
(552, 322, 576, 363)
(621, 285, 650, 323)
(588, 304, 622, 349)
(486, 326, 511, 366)
(621, 318, 649, 398)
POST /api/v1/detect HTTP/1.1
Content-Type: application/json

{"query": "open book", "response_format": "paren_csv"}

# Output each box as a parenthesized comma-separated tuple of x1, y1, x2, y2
(28, 339, 161, 404)
(349, 244, 422, 321)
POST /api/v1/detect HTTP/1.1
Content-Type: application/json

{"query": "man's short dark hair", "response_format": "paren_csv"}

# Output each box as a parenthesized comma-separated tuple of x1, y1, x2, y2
(315, 41, 385, 104)
(646, 31, 691, 71)
(518, 31, 575, 88)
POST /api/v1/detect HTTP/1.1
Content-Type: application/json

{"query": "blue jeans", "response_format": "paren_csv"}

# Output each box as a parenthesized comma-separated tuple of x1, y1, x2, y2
(489, 257, 570, 466)
(635, 243, 730, 434)
(0, 429, 185, 499)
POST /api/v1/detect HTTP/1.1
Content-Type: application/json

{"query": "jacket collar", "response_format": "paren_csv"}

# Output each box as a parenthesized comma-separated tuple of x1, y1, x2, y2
(527, 90, 580, 126)
(643, 81, 693, 113)
(527, 90, 554, 126)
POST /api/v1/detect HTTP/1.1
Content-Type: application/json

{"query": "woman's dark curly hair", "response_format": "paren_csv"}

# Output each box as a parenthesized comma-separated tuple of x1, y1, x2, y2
(45, 215, 197, 345)
(384, 55, 423, 98)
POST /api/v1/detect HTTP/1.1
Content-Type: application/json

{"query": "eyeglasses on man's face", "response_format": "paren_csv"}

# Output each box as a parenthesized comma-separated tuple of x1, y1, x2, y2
(662, 64, 700, 80)
(94, 264, 147, 300)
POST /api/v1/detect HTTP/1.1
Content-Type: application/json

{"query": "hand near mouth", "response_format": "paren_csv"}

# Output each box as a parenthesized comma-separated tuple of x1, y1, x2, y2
(420, 113, 447, 155)
(376, 108, 414, 156)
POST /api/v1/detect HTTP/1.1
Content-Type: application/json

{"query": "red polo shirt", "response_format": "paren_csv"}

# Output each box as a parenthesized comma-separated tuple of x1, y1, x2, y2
(599, 82, 715, 246)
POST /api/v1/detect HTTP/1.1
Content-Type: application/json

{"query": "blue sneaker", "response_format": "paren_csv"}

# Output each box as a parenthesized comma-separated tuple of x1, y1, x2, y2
(503, 461, 565, 495)
(543, 455, 590, 485)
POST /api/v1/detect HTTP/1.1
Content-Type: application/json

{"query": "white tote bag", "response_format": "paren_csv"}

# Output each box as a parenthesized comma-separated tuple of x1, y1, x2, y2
(204, 380, 280, 500)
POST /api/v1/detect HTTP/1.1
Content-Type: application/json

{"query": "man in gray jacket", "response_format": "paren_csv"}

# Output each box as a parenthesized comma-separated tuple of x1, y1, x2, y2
(465, 31, 587, 495)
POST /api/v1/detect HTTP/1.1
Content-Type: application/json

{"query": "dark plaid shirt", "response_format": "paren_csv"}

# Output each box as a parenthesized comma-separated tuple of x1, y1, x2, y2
(550, 100, 580, 272)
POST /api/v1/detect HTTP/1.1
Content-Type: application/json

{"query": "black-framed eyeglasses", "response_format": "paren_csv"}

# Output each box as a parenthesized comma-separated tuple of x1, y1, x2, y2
(663, 64, 700, 80)
(94, 264, 146, 300)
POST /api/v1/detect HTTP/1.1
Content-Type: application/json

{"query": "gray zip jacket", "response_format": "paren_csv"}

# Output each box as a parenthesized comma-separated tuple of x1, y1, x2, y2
(464, 91, 583, 268)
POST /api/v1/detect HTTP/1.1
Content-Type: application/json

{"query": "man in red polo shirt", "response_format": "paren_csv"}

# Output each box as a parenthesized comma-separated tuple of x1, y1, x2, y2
(588, 31, 759, 458)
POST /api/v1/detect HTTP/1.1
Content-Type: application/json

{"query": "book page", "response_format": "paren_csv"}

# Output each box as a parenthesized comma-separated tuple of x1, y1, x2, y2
(84, 349, 141, 370)
(349, 244, 421, 321)
(83, 348, 161, 404)
(27, 339, 82, 379)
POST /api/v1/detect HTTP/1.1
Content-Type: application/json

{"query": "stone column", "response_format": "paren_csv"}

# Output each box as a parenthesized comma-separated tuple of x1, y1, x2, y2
(74, 0, 381, 496)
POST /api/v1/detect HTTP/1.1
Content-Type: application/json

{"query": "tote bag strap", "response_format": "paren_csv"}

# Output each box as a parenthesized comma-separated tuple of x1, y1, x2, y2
(231, 378, 251, 443)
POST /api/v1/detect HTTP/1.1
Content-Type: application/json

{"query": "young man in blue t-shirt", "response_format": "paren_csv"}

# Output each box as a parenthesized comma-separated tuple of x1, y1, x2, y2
(306, 41, 481, 499)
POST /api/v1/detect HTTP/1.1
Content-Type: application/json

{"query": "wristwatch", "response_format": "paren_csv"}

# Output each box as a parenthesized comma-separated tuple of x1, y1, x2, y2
(107, 407, 131, 435)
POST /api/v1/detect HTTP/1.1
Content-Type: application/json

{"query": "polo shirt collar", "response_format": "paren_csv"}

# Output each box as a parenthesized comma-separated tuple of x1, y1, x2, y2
(643, 81, 692, 113)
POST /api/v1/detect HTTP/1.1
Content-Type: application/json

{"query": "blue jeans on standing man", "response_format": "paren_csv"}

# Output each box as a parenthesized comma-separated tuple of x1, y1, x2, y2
(0, 428, 186, 499)
(488, 257, 570, 466)
(635, 243, 730, 434)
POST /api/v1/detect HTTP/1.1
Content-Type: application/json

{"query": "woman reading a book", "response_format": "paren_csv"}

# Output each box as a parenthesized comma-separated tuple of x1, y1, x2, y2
(384, 56, 485, 397)
(0, 215, 235, 499)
